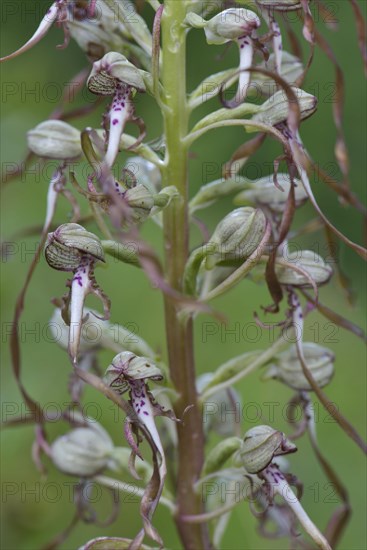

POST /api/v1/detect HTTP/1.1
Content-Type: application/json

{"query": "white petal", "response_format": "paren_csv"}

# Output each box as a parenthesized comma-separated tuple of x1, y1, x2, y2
(236, 38, 254, 104)
(105, 86, 130, 168)
(68, 259, 92, 365)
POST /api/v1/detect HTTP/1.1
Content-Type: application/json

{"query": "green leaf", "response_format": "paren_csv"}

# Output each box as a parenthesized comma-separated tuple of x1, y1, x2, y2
(202, 437, 243, 476)
(191, 103, 260, 133)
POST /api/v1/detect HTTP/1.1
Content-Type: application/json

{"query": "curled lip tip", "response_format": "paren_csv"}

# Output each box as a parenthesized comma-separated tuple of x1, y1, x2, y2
(0, 1, 60, 62)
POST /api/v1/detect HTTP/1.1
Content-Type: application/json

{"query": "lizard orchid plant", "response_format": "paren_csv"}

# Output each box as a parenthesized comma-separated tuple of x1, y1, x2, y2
(2, 1, 366, 549)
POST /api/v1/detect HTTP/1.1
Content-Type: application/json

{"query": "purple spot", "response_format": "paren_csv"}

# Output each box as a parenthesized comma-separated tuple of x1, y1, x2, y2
(143, 411, 149, 416)
(112, 119, 119, 125)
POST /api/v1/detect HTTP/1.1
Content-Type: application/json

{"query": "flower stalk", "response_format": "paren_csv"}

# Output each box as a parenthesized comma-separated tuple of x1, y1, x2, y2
(161, 3, 209, 548)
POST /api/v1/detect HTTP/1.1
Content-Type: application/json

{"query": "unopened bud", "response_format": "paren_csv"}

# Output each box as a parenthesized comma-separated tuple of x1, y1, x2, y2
(264, 343, 335, 390)
(45, 223, 104, 272)
(126, 156, 162, 194)
(88, 52, 146, 95)
(275, 250, 333, 287)
(205, 8, 261, 45)
(124, 184, 155, 224)
(252, 88, 317, 126)
(104, 351, 164, 394)
(234, 173, 308, 212)
(251, 52, 304, 96)
(197, 373, 242, 437)
(206, 207, 267, 269)
(240, 425, 296, 474)
(202, 437, 243, 476)
(51, 423, 115, 477)
(27, 120, 81, 159)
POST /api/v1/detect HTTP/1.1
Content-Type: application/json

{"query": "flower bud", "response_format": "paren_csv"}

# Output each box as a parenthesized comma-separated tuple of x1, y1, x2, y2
(104, 351, 164, 394)
(205, 8, 261, 45)
(27, 120, 81, 159)
(51, 422, 115, 477)
(275, 250, 333, 287)
(87, 52, 146, 95)
(206, 207, 267, 269)
(45, 223, 105, 272)
(197, 373, 242, 436)
(252, 88, 317, 126)
(202, 437, 243, 476)
(234, 173, 308, 212)
(264, 343, 335, 390)
(256, 0, 304, 11)
(240, 425, 296, 474)
(126, 156, 162, 194)
(124, 184, 155, 224)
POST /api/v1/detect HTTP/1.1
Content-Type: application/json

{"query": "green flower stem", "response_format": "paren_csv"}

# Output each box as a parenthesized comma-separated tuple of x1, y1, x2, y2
(200, 333, 291, 402)
(161, 3, 210, 549)
(184, 119, 287, 148)
(90, 203, 113, 241)
(194, 468, 247, 492)
(94, 475, 176, 513)
(181, 499, 243, 524)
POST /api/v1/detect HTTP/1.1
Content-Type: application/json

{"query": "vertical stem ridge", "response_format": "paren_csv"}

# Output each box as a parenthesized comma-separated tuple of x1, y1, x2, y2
(161, 2, 210, 549)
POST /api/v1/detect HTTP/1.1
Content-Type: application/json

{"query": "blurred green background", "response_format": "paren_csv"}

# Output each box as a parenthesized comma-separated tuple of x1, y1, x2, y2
(1, 1, 366, 549)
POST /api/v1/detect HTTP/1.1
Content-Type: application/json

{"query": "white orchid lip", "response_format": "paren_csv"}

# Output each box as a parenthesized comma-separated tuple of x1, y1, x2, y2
(44, 224, 110, 365)
(87, 52, 146, 167)
(205, 9, 261, 105)
(105, 84, 133, 168)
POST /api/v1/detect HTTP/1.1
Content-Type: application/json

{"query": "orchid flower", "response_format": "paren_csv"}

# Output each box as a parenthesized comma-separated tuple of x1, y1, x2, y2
(45, 223, 110, 365)
(204, 9, 261, 106)
(87, 52, 146, 168)
(241, 425, 332, 549)
(104, 351, 177, 548)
